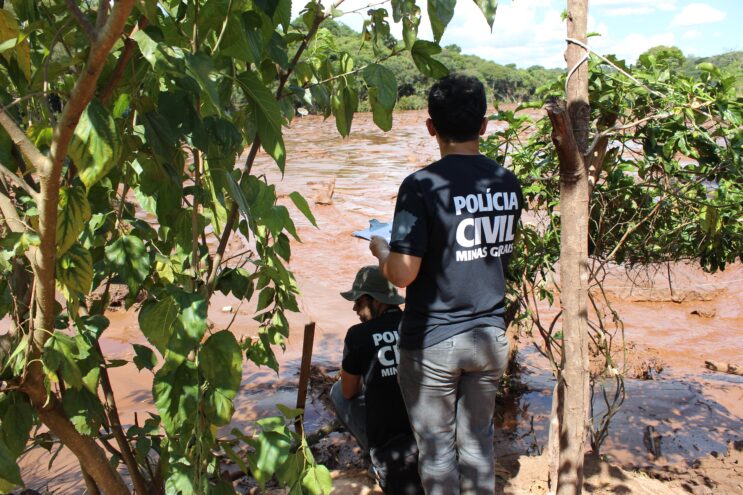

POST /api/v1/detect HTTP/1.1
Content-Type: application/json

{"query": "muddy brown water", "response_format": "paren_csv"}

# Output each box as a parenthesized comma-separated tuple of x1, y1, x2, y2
(11, 109, 743, 492)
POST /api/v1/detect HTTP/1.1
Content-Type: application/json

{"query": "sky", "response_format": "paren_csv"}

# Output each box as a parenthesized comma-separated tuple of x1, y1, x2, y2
(292, 0, 742, 68)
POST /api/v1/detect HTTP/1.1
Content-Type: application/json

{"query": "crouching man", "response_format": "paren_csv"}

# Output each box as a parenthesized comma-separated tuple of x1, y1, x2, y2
(330, 266, 423, 495)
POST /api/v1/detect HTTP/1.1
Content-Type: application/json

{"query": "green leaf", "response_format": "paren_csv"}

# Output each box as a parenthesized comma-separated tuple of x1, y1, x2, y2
(222, 12, 264, 64)
(132, 29, 180, 72)
(44, 332, 88, 389)
(301, 465, 333, 494)
(105, 235, 150, 294)
(171, 291, 208, 356)
(0, 395, 33, 458)
(331, 85, 358, 137)
(411, 40, 449, 79)
(200, 331, 242, 425)
(247, 333, 279, 372)
(62, 387, 106, 436)
(56, 185, 91, 256)
(273, 0, 292, 32)
(185, 52, 222, 114)
(428, 0, 456, 43)
(68, 99, 121, 189)
(77, 315, 110, 341)
(237, 71, 285, 171)
(139, 0, 159, 24)
(56, 243, 93, 299)
(0, 440, 22, 491)
(139, 112, 181, 163)
(133, 344, 158, 371)
(153, 360, 198, 437)
(255, 0, 278, 17)
(216, 267, 254, 299)
(222, 170, 252, 221)
(138, 295, 179, 355)
(276, 404, 303, 420)
(363, 64, 397, 131)
(402, 11, 421, 50)
(210, 480, 237, 495)
(0, 9, 31, 82)
(164, 459, 197, 495)
(256, 287, 275, 312)
(473, 0, 498, 31)
(113, 93, 130, 119)
(274, 233, 291, 262)
(288, 191, 317, 228)
(246, 430, 292, 488)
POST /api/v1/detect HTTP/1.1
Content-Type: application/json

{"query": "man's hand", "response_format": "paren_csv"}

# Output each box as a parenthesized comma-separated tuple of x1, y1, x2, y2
(369, 235, 390, 262)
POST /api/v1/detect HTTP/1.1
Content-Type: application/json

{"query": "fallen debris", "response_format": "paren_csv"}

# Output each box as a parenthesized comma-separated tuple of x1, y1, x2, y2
(704, 361, 743, 376)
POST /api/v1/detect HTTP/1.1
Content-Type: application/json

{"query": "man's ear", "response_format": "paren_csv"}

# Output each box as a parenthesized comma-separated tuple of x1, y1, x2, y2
(479, 117, 488, 136)
(426, 118, 437, 137)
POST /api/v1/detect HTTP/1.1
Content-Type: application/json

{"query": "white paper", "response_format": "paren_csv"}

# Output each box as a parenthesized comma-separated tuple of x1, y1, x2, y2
(353, 219, 391, 243)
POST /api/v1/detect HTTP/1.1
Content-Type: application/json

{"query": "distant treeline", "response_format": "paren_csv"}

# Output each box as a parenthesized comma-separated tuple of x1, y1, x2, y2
(649, 45, 742, 94)
(297, 21, 741, 112)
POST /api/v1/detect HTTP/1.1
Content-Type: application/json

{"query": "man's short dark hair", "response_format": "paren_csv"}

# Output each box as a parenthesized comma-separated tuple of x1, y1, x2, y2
(427, 74, 487, 142)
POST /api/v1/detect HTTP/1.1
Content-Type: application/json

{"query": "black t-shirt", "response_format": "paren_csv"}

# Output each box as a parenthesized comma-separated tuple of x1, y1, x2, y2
(341, 308, 411, 448)
(390, 154, 523, 350)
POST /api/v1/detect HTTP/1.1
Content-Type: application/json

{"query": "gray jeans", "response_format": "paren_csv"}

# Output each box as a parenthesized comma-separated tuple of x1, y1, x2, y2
(397, 326, 509, 495)
(329, 381, 369, 452)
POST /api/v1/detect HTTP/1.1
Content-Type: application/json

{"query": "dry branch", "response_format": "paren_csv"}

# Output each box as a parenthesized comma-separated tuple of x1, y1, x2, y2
(0, 161, 39, 198)
(705, 361, 743, 377)
(0, 112, 50, 173)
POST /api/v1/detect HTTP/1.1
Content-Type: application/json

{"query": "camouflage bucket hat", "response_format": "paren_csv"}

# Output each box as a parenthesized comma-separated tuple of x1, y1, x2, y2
(340, 266, 404, 305)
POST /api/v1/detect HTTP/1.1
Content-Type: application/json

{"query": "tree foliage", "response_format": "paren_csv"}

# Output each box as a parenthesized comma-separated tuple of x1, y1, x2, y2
(298, 18, 563, 111)
(485, 43, 741, 456)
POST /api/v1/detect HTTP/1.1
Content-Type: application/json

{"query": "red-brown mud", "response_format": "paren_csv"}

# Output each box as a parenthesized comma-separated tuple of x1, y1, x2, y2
(11, 110, 743, 493)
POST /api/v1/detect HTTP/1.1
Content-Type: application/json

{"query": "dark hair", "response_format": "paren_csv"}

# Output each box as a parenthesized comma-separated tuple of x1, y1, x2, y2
(427, 74, 487, 142)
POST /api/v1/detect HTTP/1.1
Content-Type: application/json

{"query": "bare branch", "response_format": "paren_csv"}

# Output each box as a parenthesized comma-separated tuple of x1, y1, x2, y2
(545, 98, 585, 183)
(66, 0, 96, 41)
(0, 112, 50, 173)
(0, 189, 25, 233)
(337, 0, 388, 16)
(100, 17, 148, 103)
(95, 0, 110, 32)
(300, 48, 404, 93)
(585, 110, 674, 158)
(0, 161, 39, 198)
(211, 0, 235, 56)
(605, 198, 665, 262)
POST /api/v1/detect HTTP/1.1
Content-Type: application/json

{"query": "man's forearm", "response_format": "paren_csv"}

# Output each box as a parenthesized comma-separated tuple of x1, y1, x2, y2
(369, 236, 421, 288)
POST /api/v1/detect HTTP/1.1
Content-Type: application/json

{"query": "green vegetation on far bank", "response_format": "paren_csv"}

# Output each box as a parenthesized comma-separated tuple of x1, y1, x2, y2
(299, 21, 742, 113)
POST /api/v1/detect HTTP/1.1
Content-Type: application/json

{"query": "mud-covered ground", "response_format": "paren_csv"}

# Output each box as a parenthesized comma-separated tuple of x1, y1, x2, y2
(15, 110, 743, 494)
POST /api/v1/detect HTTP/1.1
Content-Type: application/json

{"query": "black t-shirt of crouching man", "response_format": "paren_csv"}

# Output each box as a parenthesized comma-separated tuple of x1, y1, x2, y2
(341, 307, 412, 449)
(390, 154, 523, 350)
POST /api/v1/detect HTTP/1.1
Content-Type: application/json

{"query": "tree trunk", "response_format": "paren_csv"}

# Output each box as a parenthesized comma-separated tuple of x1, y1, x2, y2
(546, 2, 592, 495)
(22, 372, 130, 495)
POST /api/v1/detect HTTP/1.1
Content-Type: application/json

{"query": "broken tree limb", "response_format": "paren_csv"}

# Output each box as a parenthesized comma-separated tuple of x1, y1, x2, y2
(705, 361, 743, 376)
(545, 98, 586, 185)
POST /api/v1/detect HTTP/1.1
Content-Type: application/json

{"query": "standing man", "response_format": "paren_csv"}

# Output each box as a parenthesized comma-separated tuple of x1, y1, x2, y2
(370, 74, 523, 495)
(331, 266, 423, 495)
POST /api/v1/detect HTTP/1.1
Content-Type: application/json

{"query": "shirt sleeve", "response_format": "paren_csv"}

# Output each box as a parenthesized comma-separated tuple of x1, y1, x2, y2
(389, 174, 428, 257)
(341, 331, 365, 376)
